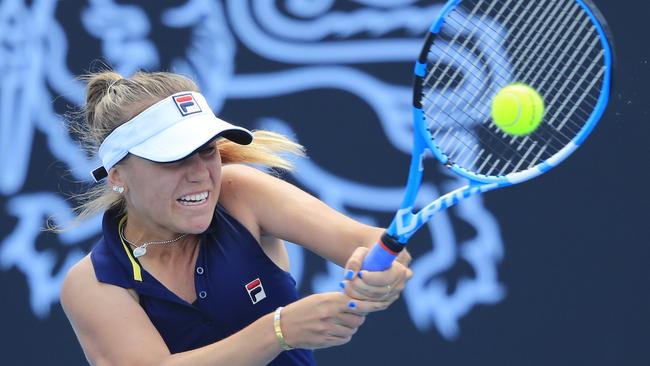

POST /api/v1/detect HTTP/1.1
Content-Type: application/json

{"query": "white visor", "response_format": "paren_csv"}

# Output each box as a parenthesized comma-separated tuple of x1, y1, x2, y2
(91, 91, 252, 182)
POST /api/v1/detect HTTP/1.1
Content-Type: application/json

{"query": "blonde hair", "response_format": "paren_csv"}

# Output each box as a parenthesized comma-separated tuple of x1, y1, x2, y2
(67, 70, 304, 224)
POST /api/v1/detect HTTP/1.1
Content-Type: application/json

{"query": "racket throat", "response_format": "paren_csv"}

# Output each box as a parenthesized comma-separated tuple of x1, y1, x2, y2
(379, 232, 405, 256)
(391, 204, 439, 240)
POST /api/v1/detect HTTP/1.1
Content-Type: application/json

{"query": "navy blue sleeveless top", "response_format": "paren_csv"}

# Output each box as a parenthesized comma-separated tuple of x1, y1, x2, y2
(91, 205, 315, 365)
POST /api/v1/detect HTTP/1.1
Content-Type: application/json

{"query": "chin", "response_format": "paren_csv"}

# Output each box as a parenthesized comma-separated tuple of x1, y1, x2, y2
(188, 223, 211, 234)
(173, 193, 218, 233)
(184, 207, 217, 234)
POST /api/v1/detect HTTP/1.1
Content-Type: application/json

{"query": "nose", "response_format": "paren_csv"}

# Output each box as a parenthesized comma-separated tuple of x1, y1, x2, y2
(184, 153, 210, 182)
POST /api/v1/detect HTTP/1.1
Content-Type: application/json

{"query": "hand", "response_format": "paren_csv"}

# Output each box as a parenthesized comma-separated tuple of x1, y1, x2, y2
(340, 246, 413, 309)
(279, 292, 376, 350)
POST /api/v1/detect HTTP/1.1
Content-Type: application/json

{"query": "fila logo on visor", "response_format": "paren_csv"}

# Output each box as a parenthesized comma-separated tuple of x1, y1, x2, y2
(245, 278, 266, 304)
(173, 93, 202, 116)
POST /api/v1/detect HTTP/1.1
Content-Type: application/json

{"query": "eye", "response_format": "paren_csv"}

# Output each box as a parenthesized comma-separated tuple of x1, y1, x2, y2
(198, 146, 216, 157)
(160, 160, 181, 168)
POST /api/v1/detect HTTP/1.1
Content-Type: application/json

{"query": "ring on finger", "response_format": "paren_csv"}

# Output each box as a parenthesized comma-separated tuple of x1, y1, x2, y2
(380, 284, 393, 299)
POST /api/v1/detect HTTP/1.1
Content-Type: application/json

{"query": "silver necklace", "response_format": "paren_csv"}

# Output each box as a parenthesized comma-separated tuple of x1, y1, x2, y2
(119, 223, 189, 258)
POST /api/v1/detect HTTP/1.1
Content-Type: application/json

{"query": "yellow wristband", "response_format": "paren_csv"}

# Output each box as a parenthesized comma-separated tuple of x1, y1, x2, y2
(273, 307, 294, 351)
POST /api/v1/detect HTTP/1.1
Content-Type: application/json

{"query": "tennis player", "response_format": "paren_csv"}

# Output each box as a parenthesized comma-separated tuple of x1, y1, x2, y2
(60, 71, 412, 366)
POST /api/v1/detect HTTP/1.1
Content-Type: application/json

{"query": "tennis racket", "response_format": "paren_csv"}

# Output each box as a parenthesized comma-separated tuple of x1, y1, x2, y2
(362, 0, 614, 271)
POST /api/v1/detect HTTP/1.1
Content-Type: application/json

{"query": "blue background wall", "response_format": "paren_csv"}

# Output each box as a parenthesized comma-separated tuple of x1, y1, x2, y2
(0, 1, 647, 365)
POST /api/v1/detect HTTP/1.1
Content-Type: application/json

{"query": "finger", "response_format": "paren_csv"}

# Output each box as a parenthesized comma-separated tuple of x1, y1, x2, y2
(357, 262, 406, 287)
(343, 246, 369, 281)
(322, 332, 353, 347)
(344, 280, 393, 300)
(330, 312, 366, 330)
(396, 249, 412, 267)
(405, 267, 413, 281)
(343, 266, 406, 300)
(340, 279, 371, 299)
(325, 322, 359, 339)
(345, 298, 391, 314)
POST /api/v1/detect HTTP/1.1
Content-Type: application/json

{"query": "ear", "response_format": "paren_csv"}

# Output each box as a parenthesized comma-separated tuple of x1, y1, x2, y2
(108, 166, 126, 189)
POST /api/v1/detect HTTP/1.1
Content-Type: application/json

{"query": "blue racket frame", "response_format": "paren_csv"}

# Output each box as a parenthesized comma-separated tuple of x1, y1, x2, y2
(362, 0, 613, 271)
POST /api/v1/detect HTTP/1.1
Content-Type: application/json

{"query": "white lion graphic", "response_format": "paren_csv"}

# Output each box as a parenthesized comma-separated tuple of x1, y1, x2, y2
(0, 0, 505, 339)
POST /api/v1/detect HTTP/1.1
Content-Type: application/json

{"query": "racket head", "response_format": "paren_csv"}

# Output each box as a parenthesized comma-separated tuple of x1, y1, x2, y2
(413, 0, 613, 185)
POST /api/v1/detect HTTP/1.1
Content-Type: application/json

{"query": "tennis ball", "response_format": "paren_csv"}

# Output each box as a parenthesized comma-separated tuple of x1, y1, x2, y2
(491, 83, 545, 136)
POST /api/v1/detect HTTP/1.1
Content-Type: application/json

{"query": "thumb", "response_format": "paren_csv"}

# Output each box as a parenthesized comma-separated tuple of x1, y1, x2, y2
(343, 246, 369, 280)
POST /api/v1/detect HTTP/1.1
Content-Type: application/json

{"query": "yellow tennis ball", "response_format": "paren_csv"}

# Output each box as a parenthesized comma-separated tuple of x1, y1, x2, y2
(491, 83, 545, 136)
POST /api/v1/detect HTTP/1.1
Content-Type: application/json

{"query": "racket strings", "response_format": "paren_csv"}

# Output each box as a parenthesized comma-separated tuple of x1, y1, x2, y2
(428, 0, 598, 161)
(497, 0, 603, 131)
(496, 1, 600, 129)
(456, 1, 601, 165)
(425, 28, 600, 144)
(419, 0, 606, 177)
(422, 0, 575, 172)
(422, 0, 527, 172)
(420, 0, 496, 87)
(428, 0, 600, 174)
(464, 0, 602, 138)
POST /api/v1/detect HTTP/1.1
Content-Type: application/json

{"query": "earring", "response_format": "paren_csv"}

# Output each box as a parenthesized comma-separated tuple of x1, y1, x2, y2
(112, 185, 125, 194)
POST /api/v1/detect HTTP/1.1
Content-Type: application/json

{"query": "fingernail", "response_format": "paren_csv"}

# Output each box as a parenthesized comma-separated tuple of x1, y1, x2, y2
(358, 271, 364, 279)
(339, 281, 346, 289)
(344, 270, 354, 280)
(348, 301, 357, 309)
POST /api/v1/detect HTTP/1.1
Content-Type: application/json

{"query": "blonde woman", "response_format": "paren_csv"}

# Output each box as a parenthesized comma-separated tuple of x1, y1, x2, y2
(60, 71, 412, 366)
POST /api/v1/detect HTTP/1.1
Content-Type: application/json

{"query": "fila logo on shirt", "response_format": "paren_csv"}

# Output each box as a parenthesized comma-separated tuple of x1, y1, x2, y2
(245, 278, 267, 304)
(173, 93, 202, 116)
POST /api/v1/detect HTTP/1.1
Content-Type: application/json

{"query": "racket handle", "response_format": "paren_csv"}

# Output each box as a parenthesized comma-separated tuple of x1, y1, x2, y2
(361, 233, 403, 271)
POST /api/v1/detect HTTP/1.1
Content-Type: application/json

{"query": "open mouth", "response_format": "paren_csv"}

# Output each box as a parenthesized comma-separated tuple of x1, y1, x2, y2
(177, 191, 209, 206)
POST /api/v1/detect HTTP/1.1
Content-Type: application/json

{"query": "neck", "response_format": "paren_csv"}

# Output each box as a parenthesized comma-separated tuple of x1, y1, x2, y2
(141, 235, 200, 262)
(121, 218, 198, 259)
(122, 218, 178, 244)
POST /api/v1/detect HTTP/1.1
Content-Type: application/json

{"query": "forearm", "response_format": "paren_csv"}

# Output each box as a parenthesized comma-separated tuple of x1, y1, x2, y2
(327, 224, 384, 267)
(161, 313, 281, 366)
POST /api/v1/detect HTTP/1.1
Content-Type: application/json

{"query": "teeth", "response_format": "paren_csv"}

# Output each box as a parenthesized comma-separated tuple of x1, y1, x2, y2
(179, 191, 208, 202)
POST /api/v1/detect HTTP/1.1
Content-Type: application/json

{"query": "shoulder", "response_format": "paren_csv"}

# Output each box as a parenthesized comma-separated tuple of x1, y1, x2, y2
(61, 254, 96, 300)
(220, 163, 277, 195)
(220, 163, 299, 203)
(60, 255, 137, 315)
(60, 257, 168, 365)
(60, 255, 102, 321)
(219, 164, 286, 238)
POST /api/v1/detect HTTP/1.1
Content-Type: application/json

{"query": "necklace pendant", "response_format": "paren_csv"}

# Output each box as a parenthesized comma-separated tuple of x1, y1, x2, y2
(133, 246, 147, 258)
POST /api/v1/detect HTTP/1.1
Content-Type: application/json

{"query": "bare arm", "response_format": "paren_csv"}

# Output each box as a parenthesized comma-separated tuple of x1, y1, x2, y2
(61, 256, 376, 366)
(61, 256, 282, 366)
(219, 164, 383, 267)
(219, 164, 412, 304)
